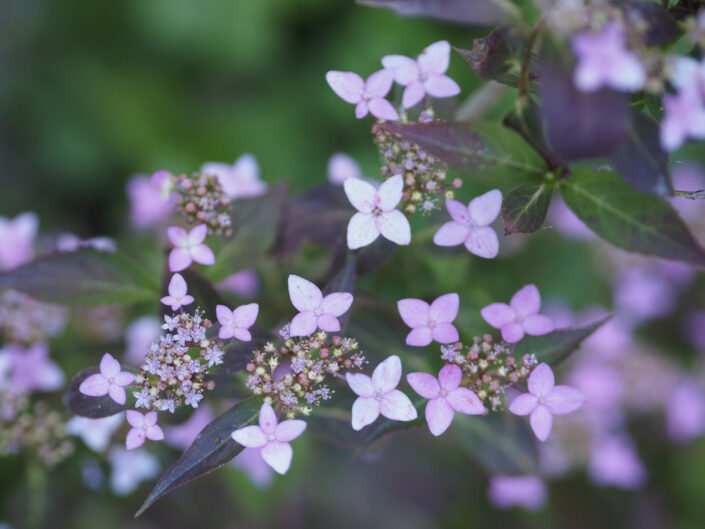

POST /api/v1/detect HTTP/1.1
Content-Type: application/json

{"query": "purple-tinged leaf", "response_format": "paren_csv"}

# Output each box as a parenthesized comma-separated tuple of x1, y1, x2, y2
(358, 0, 510, 26)
(621, 1, 679, 47)
(64, 366, 129, 418)
(501, 183, 553, 234)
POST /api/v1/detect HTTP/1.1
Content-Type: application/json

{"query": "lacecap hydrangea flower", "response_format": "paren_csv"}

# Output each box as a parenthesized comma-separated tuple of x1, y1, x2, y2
(326, 69, 399, 121)
(481, 284, 555, 343)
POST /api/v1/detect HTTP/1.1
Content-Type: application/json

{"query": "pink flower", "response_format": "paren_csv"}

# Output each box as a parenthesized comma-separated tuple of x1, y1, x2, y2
(287, 274, 353, 337)
(509, 363, 586, 441)
(125, 410, 165, 450)
(166, 405, 214, 450)
(0, 212, 38, 271)
(160, 273, 195, 311)
(481, 284, 555, 343)
(344, 175, 411, 249)
(346, 355, 417, 430)
(326, 69, 399, 121)
(488, 475, 547, 511)
(2, 343, 64, 395)
(397, 293, 460, 346)
(201, 154, 267, 199)
(571, 23, 646, 93)
(216, 303, 259, 341)
(217, 269, 260, 298)
(660, 87, 705, 152)
(433, 190, 502, 258)
(382, 40, 461, 109)
(79, 353, 135, 405)
(231, 402, 307, 475)
(126, 175, 173, 228)
(125, 316, 161, 365)
(167, 224, 215, 272)
(588, 435, 646, 489)
(407, 364, 485, 436)
(56, 233, 116, 253)
(328, 153, 362, 185)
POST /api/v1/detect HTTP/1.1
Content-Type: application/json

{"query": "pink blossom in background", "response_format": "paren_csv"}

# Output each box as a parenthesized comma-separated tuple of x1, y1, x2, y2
(126, 175, 174, 228)
(230, 448, 275, 488)
(108, 447, 160, 495)
(509, 363, 586, 441)
(160, 273, 195, 311)
(217, 269, 260, 298)
(0, 212, 38, 271)
(1, 343, 64, 395)
(397, 293, 460, 346)
(660, 87, 705, 152)
(56, 233, 116, 253)
(165, 405, 215, 450)
(613, 267, 679, 325)
(666, 380, 705, 444)
(287, 274, 353, 337)
(66, 413, 125, 452)
(216, 303, 259, 341)
(328, 153, 362, 185)
(151, 170, 175, 198)
(685, 311, 705, 351)
(124, 316, 161, 365)
(125, 410, 164, 450)
(548, 196, 595, 240)
(346, 355, 417, 430)
(326, 69, 399, 121)
(568, 360, 623, 421)
(231, 402, 307, 475)
(481, 284, 555, 343)
(201, 154, 267, 200)
(79, 353, 135, 405)
(571, 23, 646, 93)
(167, 224, 215, 272)
(670, 56, 705, 98)
(488, 475, 548, 511)
(588, 435, 647, 489)
(344, 175, 411, 249)
(382, 40, 461, 108)
(433, 191, 502, 258)
(407, 364, 485, 436)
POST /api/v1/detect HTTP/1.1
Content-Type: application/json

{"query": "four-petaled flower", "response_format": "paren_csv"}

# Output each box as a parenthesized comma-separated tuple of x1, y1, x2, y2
(509, 363, 586, 441)
(160, 273, 195, 311)
(407, 364, 485, 436)
(344, 175, 411, 249)
(326, 69, 399, 121)
(79, 353, 135, 405)
(288, 275, 353, 337)
(167, 224, 215, 272)
(125, 410, 165, 449)
(433, 190, 502, 258)
(397, 293, 460, 347)
(382, 40, 461, 109)
(231, 402, 307, 474)
(481, 284, 555, 343)
(216, 303, 259, 341)
(346, 355, 417, 430)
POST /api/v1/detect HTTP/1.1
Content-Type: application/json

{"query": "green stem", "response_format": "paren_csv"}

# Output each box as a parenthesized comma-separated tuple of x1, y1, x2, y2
(26, 459, 48, 529)
(518, 18, 544, 100)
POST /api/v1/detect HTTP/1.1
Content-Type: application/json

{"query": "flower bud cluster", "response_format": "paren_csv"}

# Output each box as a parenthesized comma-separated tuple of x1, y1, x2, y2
(245, 327, 365, 419)
(0, 290, 68, 345)
(132, 310, 221, 413)
(173, 172, 233, 237)
(440, 335, 537, 411)
(0, 389, 73, 466)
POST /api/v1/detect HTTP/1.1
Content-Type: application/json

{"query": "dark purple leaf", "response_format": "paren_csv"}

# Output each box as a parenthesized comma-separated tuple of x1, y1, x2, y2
(64, 366, 128, 418)
(622, 1, 679, 47)
(501, 183, 553, 234)
(357, 0, 509, 26)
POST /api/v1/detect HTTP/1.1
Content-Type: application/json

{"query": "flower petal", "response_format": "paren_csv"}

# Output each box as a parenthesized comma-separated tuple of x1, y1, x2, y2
(430, 293, 459, 323)
(146, 425, 165, 441)
(523, 314, 555, 336)
(316, 314, 341, 332)
(79, 373, 109, 397)
(468, 189, 502, 226)
(418, 40, 451, 75)
(232, 303, 259, 328)
(347, 212, 379, 249)
(397, 298, 430, 328)
(378, 175, 404, 211)
(167, 226, 188, 247)
(372, 355, 402, 392)
(368, 98, 399, 121)
(320, 292, 353, 317)
(528, 363, 555, 398)
(431, 322, 459, 344)
(355, 100, 369, 119)
(288, 275, 323, 312)
(325, 71, 364, 104)
(381, 54, 419, 85)
(232, 328, 253, 341)
(275, 419, 307, 442)
(509, 393, 538, 416)
(424, 74, 460, 98)
(168, 273, 188, 298)
(289, 311, 318, 337)
(465, 226, 499, 259)
(407, 372, 441, 399)
(232, 425, 268, 448)
(447, 387, 486, 415)
(445, 199, 471, 224)
(365, 69, 395, 98)
(545, 386, 586, 415)
(126, 410, 144, 428)
(425, 397, 454, 436)
(380, 390, 418, 421)
(261, 441, 293, 474)
(481, 303, 515, 328)
(433, 221, 470, 247)
(510, 284, 541, 318)
(100, 353, 121, 378)
(216, 304, 233, 326)
(169, 248, 192, 272)
(258, 402, 278, 434)
(187, 224, 208, 245)
(402, 80, 426, 109)
(344, 178, 377, 213)
(114, 372, 135, 386)
(328, 153, 362, 184)
(190, 244, 215, 266)
(406, 326, 433, 346)
(530, 405, 553, 441)
(377, 210, 411, 245)
(351, 397, 381, 430)
(501, 322, 525, 343)
(126, 428, 145, 450)
(346, 373, 375, 398)
(438, 364, 462, 391)
(108, 384, 127, 405)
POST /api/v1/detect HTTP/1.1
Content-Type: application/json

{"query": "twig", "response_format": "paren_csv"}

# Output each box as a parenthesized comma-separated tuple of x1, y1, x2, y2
(674, 189, 705, 200)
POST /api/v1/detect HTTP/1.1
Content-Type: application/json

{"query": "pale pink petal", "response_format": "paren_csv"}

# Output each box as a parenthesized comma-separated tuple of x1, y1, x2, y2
(126, 429, 145, 450)
(376, 210, 411, 245)
(431, 322, 459, 344)
(114, 372, 135, 386)
(355, 100, 369, 118)
(187, 224, 208, 245)
(219, 326, 234, 340)
(509, 393, 538, 416)
(381, 55, 419, 85)
(275, 420, 307, 442)
(168, 273, 188, 298)
(369, 98, 399, 121)
(126, 410, 144, 428)
(169, 248, 192, 272)
(79, 373, 109, 397)
(446, 199, 471, 224)
(372, 355, 403, 393)
(501, 322, 525, 343)
(100, 353, 121, 378)
(608, 53, 646, 91)
(465, 226, 499, 259)
(380, 390, 418, 421)
(406, 326, 433, 346)
(190, 244, 215, 266)
(232, 303, 259, 328)
(232, 425, 268, 448)
(108, 384, 127, 405)
(530, 405, 553, 441)
(407, 372, 441, 399)
(397, 298, 430, 327)
(289, 311, 318, 337)
(325, 71, 364, 104)
(424, 74, 461, 98)
(469, 190, 503, 226)
(258, 402, 278, 434)
(316, 314, 341, 332)
(320, 292, 353, 316)
(351, 397, 381, 430)
(343, 178, 377, 213)
(346, 373, 375, 398)
(510, 284, 541, 318)
(328, 153, 362, 184)
(167, 226, 188, 247)
(287, 275, 323, 312)
(377, 175, 404, 211)
(161, 295, 176, 307)
(528, 363, 555, 398)
(261, 441, 294, 474)
(146, 425, 165, 441)
(438, 364, 462, 391)
(446, 387, 486, 415)
(481, 303, 515, 328)
(522, 314, 555, 336)
(181, 294, 195, 307)
(430, 293, 459, 323)
(433, 221, 470, 246)
(216, 305, 233, 326)
(574, 61, 605, 92)
(144, 411, 158, 426)
(545, 386, 586, 415)
(418, 40, 451, 76)
(364, 69, 395, 98)
(402, 80, 426, 109)
(347, 212, 379, 249)
(426, 397, 454, 436)
(232, 328, 253, 341)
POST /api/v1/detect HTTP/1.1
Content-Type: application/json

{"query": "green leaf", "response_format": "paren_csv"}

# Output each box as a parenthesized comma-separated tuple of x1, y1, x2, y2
(503, 97, 564, 170)
(501, 183, 553, 234)
(513, 316, 611, 365)
(560, 169, 705, 266)
(64, 366, 129, 418)
(0, 249, 159, 305)
(136, 397, 262, 517)
(357, 0, 512, 26)
(378, 121, 548, 187)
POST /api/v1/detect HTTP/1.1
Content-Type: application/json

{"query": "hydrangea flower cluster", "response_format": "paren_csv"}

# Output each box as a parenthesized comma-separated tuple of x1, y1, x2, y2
(168, 169, 234, 236)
